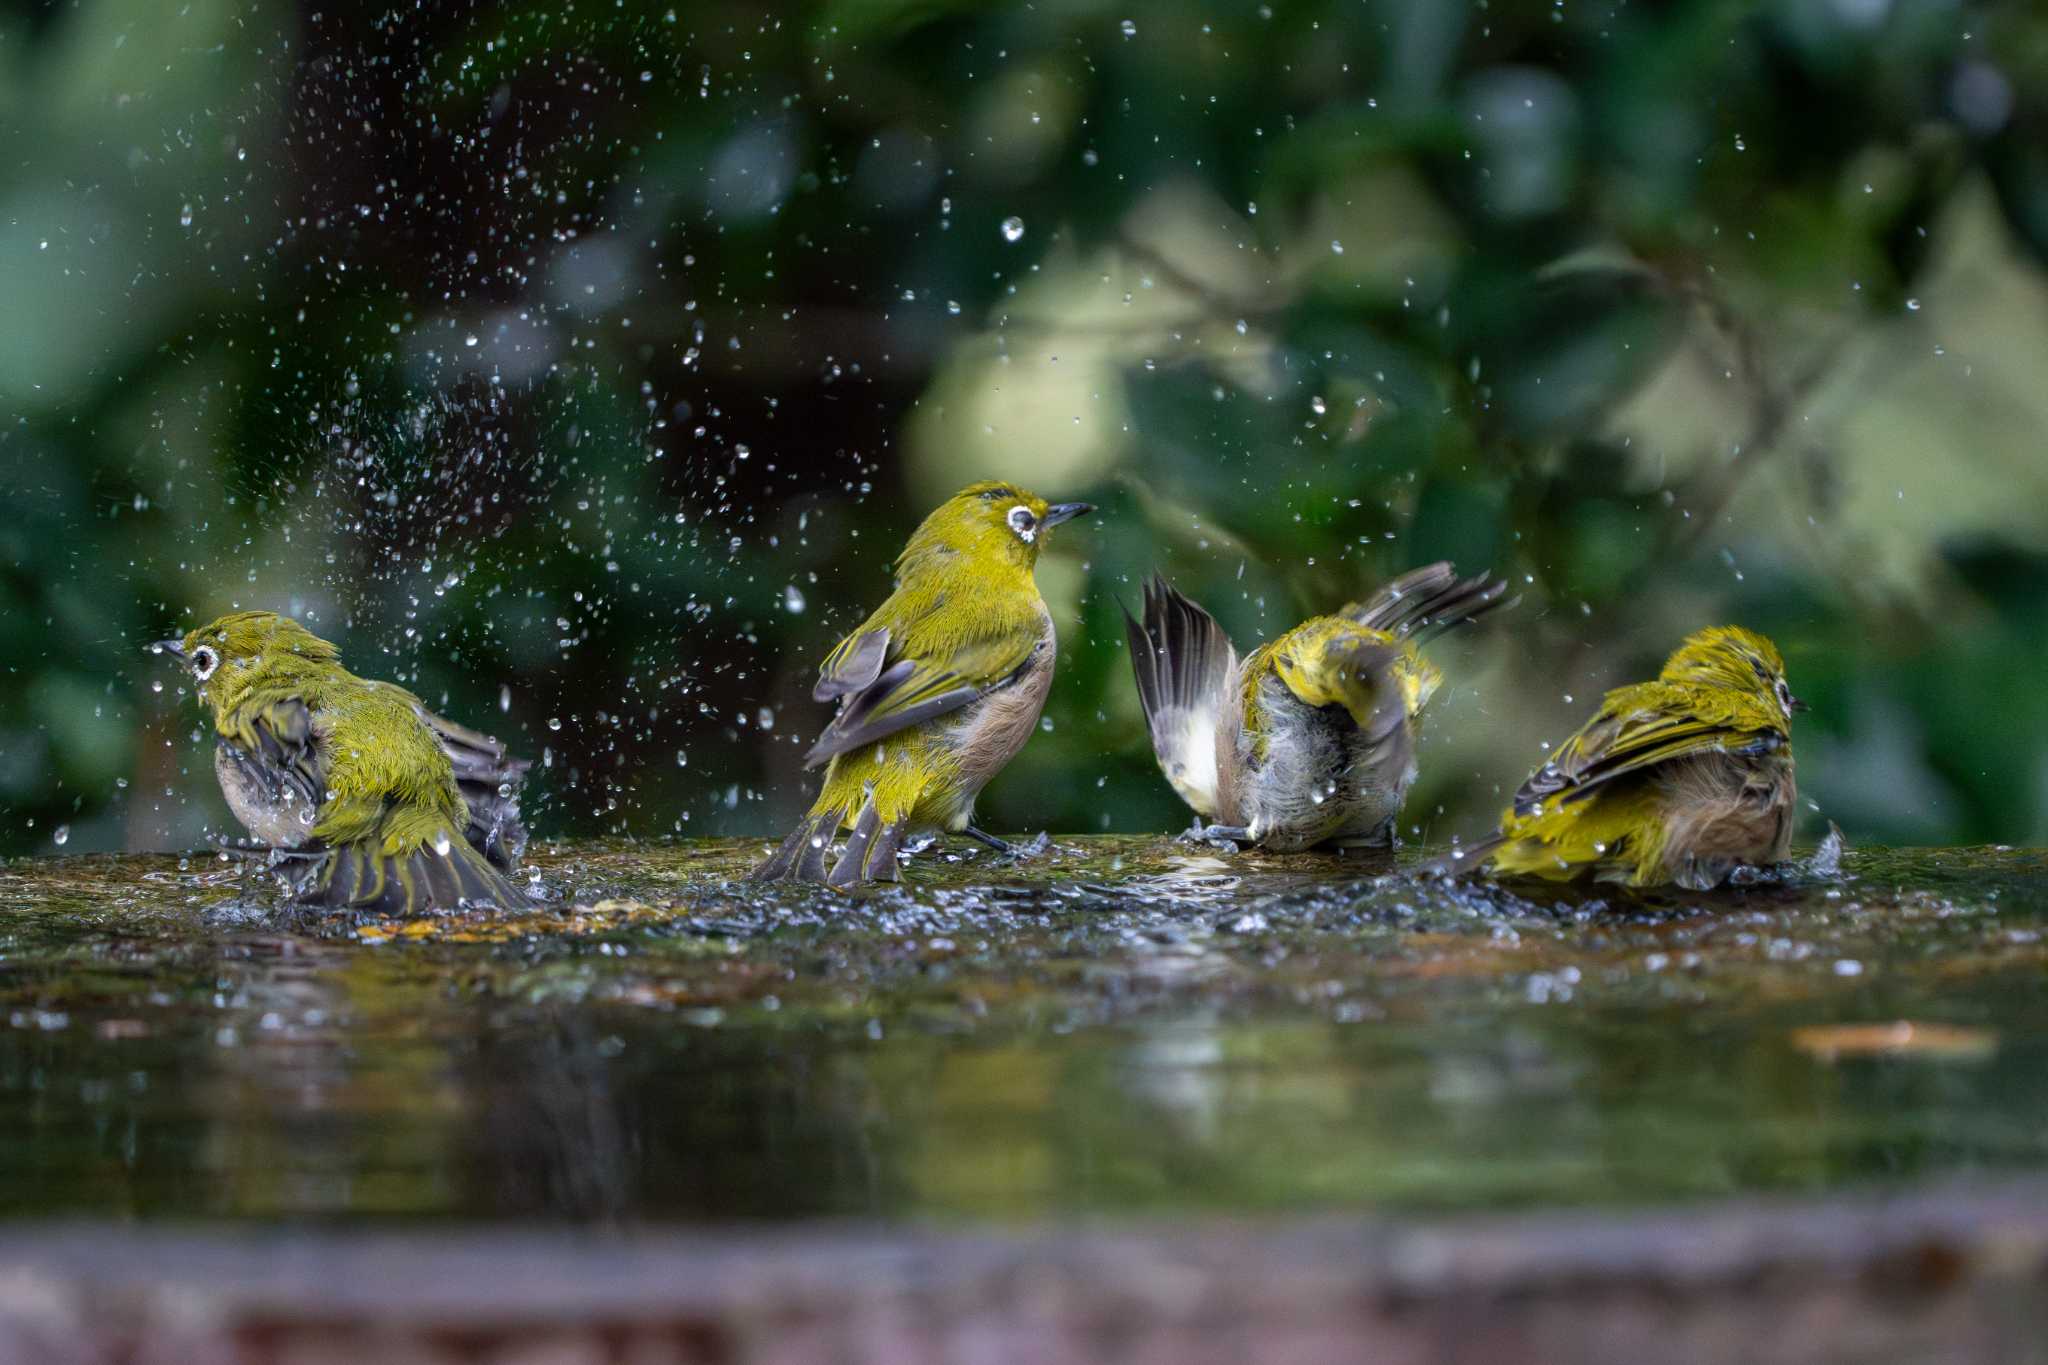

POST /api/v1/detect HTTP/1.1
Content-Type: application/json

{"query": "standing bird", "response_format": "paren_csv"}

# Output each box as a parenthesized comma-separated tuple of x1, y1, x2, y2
(751, 481, 1094, 887)
(1124, 563, 1510, 852)
(151, 611, 532, 913)
(1439, 626, 1802, 889)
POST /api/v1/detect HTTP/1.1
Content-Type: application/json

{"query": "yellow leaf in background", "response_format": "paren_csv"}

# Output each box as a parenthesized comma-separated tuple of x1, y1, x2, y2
(1790, 1021, 1998, 1063)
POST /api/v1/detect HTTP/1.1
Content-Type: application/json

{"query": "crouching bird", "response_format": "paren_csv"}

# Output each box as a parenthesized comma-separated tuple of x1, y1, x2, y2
(751, 482, 1093, 887)
(1437, 626, 1802, 889)
(1124, 563, 1510, 852)
(151, 611, 532, 914)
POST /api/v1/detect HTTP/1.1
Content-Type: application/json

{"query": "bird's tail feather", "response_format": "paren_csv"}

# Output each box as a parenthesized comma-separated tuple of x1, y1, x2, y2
(827, 798, 907, 888)
(1123, 575, 1237, 817)
(1419, 832, 1507, 879)
(304, 826, 530, 915)
(749, 809, 841, 883)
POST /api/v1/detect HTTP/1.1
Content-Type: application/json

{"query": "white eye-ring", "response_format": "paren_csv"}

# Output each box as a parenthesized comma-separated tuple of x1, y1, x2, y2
(192, 645, 220, 682)
(1774, 678, 1793, 716)
(1007, 505, 1038, 542)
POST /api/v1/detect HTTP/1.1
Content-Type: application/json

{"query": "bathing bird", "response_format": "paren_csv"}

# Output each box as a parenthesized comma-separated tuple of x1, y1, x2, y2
(1124, 562, 1510, 852)
(1438, 625, 1801, 889)
(750, 481, 1094, 887)
(152, 611, 531, 913)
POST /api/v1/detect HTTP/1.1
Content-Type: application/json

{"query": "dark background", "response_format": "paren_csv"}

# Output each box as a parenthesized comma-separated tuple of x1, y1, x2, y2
(5, 0, 2047, 857)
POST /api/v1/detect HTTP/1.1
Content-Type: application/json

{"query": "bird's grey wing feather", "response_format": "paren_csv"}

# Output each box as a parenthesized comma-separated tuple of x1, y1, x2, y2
(1344, 562, 1512, 641)
(803, 656, 982, 768)
(814, 627, 891, 702)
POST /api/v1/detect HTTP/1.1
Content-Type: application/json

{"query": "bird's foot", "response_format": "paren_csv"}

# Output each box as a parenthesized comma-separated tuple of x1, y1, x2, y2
(1176, 820, 1250, 852)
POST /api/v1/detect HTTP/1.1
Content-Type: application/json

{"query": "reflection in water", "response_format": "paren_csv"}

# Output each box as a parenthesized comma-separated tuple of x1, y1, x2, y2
(0, 841, 2039, 1221)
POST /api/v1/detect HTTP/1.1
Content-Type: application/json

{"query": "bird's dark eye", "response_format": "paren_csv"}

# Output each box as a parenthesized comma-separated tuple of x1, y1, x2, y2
(192, 646, 220, 681)
(1774, 679, 1792, 712)
(1007, 505, 1038, 540)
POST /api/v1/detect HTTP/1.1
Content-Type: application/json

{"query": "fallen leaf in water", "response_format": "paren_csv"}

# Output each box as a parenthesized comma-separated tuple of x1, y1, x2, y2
(1791, 1021, 1998, 1063)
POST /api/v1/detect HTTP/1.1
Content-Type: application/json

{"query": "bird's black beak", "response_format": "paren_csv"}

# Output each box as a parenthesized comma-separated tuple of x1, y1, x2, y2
(1790, 695, 1811, 714)
(1043, 501, 1094, 527)
(148, 638, 186, 662)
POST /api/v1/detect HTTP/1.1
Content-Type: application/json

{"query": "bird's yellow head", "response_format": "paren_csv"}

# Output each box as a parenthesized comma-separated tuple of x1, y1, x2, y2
(150, 611, 342, 718)
(897, 481, 1094, 577)
(1658, 625, 1804, 724)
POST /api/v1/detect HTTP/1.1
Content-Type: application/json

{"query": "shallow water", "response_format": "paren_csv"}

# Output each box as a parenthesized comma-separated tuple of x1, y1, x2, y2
(0, 837, 2041, 1222)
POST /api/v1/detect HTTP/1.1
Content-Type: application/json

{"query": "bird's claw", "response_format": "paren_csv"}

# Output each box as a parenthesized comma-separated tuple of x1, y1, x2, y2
(998, 831, 1051, 863)
(1176, 820, 1247, 852)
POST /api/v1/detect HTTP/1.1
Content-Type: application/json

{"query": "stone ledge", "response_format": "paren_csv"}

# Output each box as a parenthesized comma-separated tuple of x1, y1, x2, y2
(4, 1179, 2047, 1364)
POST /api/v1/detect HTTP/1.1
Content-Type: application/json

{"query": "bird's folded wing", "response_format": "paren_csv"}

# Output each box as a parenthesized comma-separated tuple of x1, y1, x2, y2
(803, 616, 1038, 769)
(1513, 684, 1781, 816)
(372, 685, 532, 869)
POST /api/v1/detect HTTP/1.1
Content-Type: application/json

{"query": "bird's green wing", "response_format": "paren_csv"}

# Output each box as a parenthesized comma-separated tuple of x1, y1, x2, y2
(1513, 681, 1784, 816)
(802, 592, 1043, 769)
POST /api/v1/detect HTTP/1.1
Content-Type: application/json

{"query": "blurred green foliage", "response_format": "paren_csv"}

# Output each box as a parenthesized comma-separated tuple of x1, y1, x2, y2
(5, 0, 2048, 856)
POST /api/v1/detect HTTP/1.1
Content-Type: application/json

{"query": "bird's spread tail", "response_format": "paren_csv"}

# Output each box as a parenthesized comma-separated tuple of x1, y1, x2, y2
(748, 795, 909, 888)
(827, 799, 907, 888)
(1345, 562, 1513, 641)
(749, 809, 841, 883)
(302, 824, 530, 915)
(1419, 833, 1507, 879)
(1124, 576, 1238, 817)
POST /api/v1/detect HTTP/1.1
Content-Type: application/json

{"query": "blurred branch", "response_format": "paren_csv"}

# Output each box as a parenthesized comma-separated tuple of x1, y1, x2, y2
(1667, 282, 1850, 555)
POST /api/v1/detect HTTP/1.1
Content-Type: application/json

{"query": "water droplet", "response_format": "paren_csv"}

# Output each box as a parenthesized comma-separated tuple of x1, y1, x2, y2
(1905, 297, 1921, 311)
(433, 833, 452, 856)
(1310, 396, 1327, 416)
(1330, 239, 1344, 255)
(547, 717, 563, 731)
(52, 825, 68, 847)
(783, 584, 806, 613)
(499, 684, 512, 713)
(1000, 216, 1025, 243)
(1120, 18, 1137, 36)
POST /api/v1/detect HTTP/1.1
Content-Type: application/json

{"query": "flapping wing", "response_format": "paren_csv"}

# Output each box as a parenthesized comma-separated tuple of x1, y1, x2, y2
(217, 693, 331, 835)
(366, 682, 532, 868)
(1123, 577, 1237, 817)
(803, 605, 1040, 769)
(1513, 682, 1785, 816)
(1344, 562, 1512, 640)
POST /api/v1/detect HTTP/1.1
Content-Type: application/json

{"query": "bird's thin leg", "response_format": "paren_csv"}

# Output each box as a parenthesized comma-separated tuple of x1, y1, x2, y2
(963, 825, 1012, 854)
(964, 826, 1050, 861)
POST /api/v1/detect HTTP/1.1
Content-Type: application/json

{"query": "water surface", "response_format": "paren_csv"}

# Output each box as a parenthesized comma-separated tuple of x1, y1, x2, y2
(0, 838, 2040, 1222)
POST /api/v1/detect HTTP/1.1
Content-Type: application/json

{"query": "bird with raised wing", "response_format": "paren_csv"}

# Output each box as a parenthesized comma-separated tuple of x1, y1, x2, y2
(1124, 563, 1510, 852)
(152, 612, 531, 913)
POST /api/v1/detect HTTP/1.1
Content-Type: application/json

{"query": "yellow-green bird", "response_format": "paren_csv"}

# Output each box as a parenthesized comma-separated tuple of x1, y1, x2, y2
(751, 481, 1093, 887)
(1442, 625, 1803, 889)
(151, 611, 532, 913)
(1124, 563, 1510, 851)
